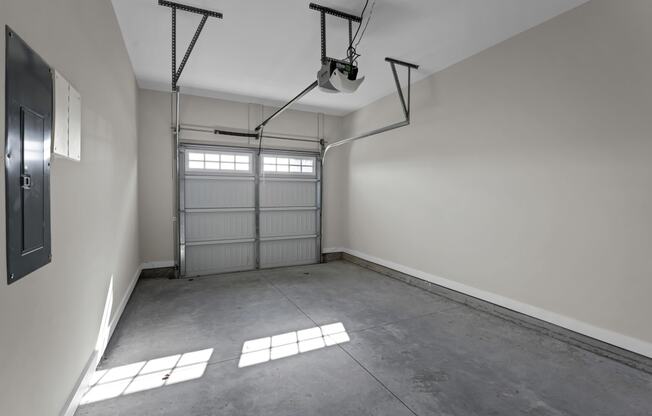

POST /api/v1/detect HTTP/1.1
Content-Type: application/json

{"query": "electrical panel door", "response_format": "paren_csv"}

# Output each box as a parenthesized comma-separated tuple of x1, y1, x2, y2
(5, 27, 52, 284)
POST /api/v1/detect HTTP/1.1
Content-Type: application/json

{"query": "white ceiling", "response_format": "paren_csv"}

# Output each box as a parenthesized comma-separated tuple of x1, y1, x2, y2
(112, 0, 587, 115)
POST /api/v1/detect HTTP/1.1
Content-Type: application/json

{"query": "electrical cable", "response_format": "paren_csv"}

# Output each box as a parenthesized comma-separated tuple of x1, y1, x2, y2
(346, 0, 376, 66)
(346, 0, 369, 65)
(354, 0, 376, 50)
(352, 0, 369, 42)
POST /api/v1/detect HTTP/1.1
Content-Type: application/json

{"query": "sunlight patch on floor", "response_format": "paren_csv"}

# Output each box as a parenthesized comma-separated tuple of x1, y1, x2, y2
(238, 322, 350, 368)
(81, 348, 213, 405)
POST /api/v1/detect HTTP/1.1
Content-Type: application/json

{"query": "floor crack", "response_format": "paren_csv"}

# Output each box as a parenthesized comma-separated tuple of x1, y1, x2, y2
(260, 273, 421, 416)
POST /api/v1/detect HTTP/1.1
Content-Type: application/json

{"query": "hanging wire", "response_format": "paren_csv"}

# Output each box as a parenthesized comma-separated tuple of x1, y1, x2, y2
(351, 0, 369, 43)
(354, 0, 376, 50)
(346, 0, 377, 67)
(346, 45, 362, 67)
(346, 0, 369, 64)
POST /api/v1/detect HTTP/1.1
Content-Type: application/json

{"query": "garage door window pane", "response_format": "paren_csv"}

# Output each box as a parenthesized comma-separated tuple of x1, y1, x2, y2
(187, 151, 251, 172)
(262, 155, 316, 176)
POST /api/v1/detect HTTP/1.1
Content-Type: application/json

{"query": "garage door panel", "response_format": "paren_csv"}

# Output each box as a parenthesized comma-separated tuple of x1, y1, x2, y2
(185, 242, 255, 276)
(260, 238, 317, 269)
(181, 147, 320, 277)
(260, 209, 316, 238)
(186, 211, 255, 242)
(185, 177, 254, 209)
(260, 180, 316, 208)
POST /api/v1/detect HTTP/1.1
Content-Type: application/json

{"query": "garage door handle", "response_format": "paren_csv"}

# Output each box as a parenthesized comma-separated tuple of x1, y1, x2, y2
(20, 174, 31, 190)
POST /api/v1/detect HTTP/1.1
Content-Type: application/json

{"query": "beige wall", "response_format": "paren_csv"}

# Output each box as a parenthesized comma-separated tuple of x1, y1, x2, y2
(3, 1, 649, 414)
(137, 89, 343, 264)
(0, 1, 140, 415)
(334, 0, 652, 356)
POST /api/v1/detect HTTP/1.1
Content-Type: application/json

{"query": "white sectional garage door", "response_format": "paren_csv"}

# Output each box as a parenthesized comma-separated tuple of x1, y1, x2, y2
(259, 152, 320, 269)
(180, 146, 321, 277)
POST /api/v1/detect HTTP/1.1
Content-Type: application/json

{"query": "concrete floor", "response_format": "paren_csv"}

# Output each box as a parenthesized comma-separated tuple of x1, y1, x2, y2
(76, 261, 652, 416)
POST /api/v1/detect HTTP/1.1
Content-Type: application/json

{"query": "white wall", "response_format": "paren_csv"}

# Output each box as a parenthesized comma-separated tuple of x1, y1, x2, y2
(0, 1, 140, 415)
(332, 0, 652, 356)
(137, 89, 343, 265)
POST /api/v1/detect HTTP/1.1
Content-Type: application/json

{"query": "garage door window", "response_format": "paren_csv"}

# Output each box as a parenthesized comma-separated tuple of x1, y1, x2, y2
(263, 156, 314, 174)
(186, 151, 251, 172)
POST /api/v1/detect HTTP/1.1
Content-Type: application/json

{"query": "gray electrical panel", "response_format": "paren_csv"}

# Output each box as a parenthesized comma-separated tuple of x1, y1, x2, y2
(5, 26, 52, 284)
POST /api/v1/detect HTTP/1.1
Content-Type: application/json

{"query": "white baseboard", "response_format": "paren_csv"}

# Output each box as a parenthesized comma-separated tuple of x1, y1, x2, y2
(61, 350, 100, 416)
(322, 247, 345, 254)
(108, 264, 143, 341)
(61, 248, 652, 416)
(336, 247, 652, 359)
(142, 260, 175, 269)
(60, 263, 143, 416)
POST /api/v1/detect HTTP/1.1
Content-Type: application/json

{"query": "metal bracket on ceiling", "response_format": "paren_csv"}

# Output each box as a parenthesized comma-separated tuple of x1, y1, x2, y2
(309, 3, 362, 65)
(386, 57, 419, 120)
(161, 0, 223, 278)
(322, 57, 419, 160)
(252, 3, 363, 137)
(159, 0, 223, 91)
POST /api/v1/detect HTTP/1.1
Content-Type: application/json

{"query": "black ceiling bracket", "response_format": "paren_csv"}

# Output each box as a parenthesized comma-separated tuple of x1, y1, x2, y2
(159, 0, 222, 18)
(309, 3, 362, 65)
(348, 20, 353, 64)
(159, 0, 223, 91)
(253, 3, 363, 137)
(309, 3, 362, 22)
(385, 58, 418, 120)
(320, 10, 326, 64)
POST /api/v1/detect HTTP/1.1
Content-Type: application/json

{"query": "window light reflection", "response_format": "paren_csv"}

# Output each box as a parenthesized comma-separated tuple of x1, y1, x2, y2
(80, 348, 213, 405)
(238, 322, 349, 368)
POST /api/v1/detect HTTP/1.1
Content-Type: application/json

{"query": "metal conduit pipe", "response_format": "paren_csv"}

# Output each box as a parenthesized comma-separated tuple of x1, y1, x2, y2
(174, 89, 181, 276)
(322, 57, 418, 162)
(323, 120, 409, 159)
